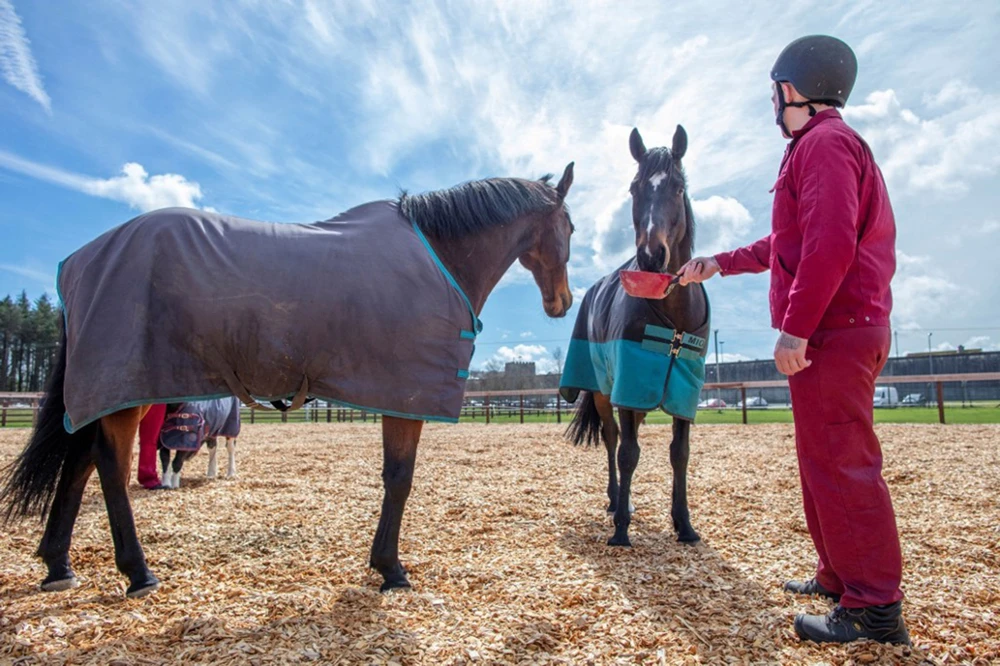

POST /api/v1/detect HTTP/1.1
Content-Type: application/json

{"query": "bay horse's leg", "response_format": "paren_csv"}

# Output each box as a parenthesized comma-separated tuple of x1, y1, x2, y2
(592, 393, 619, 513)
(225, 438, 236, 478)
(370, 416, 422, 592)
(608, 409, 640, 547)
(96, 408, 159, 597)
(37, 441, 97, 591)
(670, 417, 700, 543)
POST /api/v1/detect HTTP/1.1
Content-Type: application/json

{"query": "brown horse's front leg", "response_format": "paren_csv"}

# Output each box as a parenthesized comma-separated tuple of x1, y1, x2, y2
(670, 417, 700, 543)
(608, 409, 641, 547)
(97, 408, 159, 597)
(370, 416, 422, 592)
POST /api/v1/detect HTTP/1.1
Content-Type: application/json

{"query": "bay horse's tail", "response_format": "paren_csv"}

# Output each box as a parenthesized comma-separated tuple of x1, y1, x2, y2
(565, 391, 602, 447)
(0, 328, 97, 523)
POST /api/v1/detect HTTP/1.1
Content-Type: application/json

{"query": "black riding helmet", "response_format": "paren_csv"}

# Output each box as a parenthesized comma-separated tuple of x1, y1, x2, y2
(771, 35, 857, 136)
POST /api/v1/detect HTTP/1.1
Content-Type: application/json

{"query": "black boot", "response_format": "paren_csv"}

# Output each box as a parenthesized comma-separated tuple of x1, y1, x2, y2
(783, 577, 842, 602)
(795, 601, 910, 645)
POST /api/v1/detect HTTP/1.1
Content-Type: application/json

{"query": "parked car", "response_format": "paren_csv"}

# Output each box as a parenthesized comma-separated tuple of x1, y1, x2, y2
(901, 393, 925, 406)
(697, 398, 727, 409)
(873, 386, 900, 408)
(737, 396, 768, 409)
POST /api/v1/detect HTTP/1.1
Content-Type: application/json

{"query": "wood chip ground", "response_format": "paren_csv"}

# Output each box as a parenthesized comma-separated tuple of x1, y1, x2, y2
(1, 423, 997, 664)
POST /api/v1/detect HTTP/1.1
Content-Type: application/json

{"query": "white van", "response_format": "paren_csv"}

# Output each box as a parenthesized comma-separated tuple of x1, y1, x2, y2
(873, 386, 899, 408)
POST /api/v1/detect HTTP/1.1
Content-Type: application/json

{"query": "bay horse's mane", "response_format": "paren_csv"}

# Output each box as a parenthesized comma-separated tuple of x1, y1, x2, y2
(633, 146, 696, 255)
(398, 176, 564, 240)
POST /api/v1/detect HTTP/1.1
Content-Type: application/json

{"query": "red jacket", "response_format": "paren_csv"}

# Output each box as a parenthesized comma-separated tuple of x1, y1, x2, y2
(714, 109, 896, 340)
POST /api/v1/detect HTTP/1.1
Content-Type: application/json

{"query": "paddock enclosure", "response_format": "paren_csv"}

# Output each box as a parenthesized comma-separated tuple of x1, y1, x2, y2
(1, 423, 997, 665)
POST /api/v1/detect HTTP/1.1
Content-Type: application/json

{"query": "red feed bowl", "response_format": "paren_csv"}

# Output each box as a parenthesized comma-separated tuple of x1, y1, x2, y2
(620, 270, 677, 299)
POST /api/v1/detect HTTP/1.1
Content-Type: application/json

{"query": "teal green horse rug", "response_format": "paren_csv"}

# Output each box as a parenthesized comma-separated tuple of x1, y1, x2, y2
(559, 263, 710, 421)
(56, 202, 480, 432)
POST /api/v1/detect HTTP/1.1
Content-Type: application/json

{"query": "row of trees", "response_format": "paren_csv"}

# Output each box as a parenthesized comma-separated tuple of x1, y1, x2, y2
(0, 292, 62, 392)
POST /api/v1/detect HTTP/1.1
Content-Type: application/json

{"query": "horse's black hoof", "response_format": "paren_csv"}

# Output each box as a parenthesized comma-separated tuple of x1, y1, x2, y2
(126, 573, 160, 599)
(380, 578, 412, 593)
(40, 576, 79, 592)
(607, 534, 632, 547)
(677, 531, 701, 544)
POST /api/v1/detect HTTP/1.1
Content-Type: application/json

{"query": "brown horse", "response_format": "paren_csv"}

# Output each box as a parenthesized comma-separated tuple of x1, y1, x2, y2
(0, 164, 575, 597)
(564, 127, 708, 547)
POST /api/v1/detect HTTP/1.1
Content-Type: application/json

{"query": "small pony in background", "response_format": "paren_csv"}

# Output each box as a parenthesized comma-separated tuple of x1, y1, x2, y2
(158, 397, 241, 489)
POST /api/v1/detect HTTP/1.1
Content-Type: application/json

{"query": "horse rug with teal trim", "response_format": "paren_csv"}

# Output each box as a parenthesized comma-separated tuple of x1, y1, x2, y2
(57, 201, 480, 432)
(559, 261, 710, 421)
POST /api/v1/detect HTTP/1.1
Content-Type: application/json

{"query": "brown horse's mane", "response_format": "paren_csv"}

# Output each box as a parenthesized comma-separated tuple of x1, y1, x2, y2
(398, 176, 564, 240)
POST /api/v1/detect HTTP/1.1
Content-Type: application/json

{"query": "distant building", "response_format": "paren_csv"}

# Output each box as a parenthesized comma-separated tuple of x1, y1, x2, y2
(504, 361, 536, 377)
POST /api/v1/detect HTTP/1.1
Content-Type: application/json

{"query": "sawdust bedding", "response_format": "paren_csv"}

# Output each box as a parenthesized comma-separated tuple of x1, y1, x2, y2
(1, 423, 997, 665)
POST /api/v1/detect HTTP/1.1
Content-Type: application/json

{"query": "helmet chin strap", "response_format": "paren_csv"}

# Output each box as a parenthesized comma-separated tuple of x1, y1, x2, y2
(774, 83, 818, 139)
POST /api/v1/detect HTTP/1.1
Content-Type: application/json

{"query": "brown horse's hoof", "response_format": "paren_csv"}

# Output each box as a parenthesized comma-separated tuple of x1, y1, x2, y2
(380, 578, 412, 593)
(126, 576, 160, 599)
(40, 576, 79, 592)
(607, 534, 632, 547)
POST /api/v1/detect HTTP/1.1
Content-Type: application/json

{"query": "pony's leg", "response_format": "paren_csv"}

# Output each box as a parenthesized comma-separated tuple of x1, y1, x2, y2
(158, 444, 170, 480)
(369, 416, 422, 592)
(206, 438, 218, 478)
(593, 393, 620, 513)
(37, 442, 97, 591)
(608, 409, 640, 547)
(225, 438, 236, 478)
(96, 409, 159, 597)
(670, 417, 700, 543)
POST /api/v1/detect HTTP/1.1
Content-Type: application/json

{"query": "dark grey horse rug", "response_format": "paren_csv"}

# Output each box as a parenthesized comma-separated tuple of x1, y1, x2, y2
(57, 202, 480, 432)
(160, 397, 242, 451)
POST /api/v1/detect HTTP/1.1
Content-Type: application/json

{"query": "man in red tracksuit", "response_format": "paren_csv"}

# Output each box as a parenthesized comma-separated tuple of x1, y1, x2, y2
(679, 35, 909, 645)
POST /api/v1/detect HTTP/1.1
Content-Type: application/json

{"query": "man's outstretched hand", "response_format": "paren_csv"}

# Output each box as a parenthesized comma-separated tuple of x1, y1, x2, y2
(678, 256, 721, 286)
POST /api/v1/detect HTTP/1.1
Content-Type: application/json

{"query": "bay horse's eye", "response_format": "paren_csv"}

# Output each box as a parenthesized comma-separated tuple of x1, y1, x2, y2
(677, 186, 685, 196)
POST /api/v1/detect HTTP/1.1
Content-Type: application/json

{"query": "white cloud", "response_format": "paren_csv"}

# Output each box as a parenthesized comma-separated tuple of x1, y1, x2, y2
(0, 263, 54, 287)
(691, 196, 754, 256)
(0, 150, 207, 211)
(845, 87, 1000, 197)
(480, 343, 559, 374)
(979, 220, 999, 234)
(519, 331, 534, 339)
(0, 0, 51, 112)
(891, 251, 963, 327)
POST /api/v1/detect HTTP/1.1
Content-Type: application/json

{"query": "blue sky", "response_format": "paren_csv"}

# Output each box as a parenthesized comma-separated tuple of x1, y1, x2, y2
(1, 0, 998, 372)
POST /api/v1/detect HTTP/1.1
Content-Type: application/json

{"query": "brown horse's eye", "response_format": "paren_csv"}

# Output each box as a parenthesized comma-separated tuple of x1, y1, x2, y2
(678, 187, 685, 196)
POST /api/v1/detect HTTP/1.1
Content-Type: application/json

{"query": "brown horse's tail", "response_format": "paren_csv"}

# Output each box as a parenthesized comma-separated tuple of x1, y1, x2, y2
(565, 391, 602, 447)
(0, 328, 97, 523)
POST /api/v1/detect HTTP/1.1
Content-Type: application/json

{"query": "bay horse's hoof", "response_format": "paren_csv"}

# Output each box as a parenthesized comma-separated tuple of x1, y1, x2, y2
(380, 578, 412, 593)
(126, 575, 160, 599)
(607, 534, 632, 547)
(678, 533, 701, 545)
(40, 576, 79, 592)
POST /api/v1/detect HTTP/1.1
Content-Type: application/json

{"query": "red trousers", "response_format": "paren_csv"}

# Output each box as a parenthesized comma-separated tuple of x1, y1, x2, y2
(137, 404, 167, 489)
(789, 326, 903, 608)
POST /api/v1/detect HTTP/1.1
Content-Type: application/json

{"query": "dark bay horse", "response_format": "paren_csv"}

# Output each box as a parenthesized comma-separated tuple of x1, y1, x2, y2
(562, 127, 709, 547)
(0, 164, 575, 597)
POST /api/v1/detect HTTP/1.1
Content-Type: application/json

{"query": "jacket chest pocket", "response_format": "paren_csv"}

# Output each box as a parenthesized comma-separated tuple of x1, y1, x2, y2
(770, 172, 797, 231)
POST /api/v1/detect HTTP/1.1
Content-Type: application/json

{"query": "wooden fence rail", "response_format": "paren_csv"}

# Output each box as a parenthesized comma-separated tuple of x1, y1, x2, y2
(2, 371, 999, 427)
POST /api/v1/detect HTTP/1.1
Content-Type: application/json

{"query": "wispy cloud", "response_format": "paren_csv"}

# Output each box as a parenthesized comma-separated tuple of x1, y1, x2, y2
(0, 0, 51, 112)
(0, 263, 54, 287)
(0, 150, 207, 211)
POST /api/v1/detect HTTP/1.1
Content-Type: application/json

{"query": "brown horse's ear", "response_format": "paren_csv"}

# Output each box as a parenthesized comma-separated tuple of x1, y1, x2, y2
(672, 125, 688, 161)
(629, 128, 646, 163)
(556, 162, 574, 200)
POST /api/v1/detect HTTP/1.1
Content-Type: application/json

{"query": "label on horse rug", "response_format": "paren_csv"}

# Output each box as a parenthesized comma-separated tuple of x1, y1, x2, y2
(160, 397, 242, 451)
(56, 202, 479, 432)
(559, 261, 710, 421)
